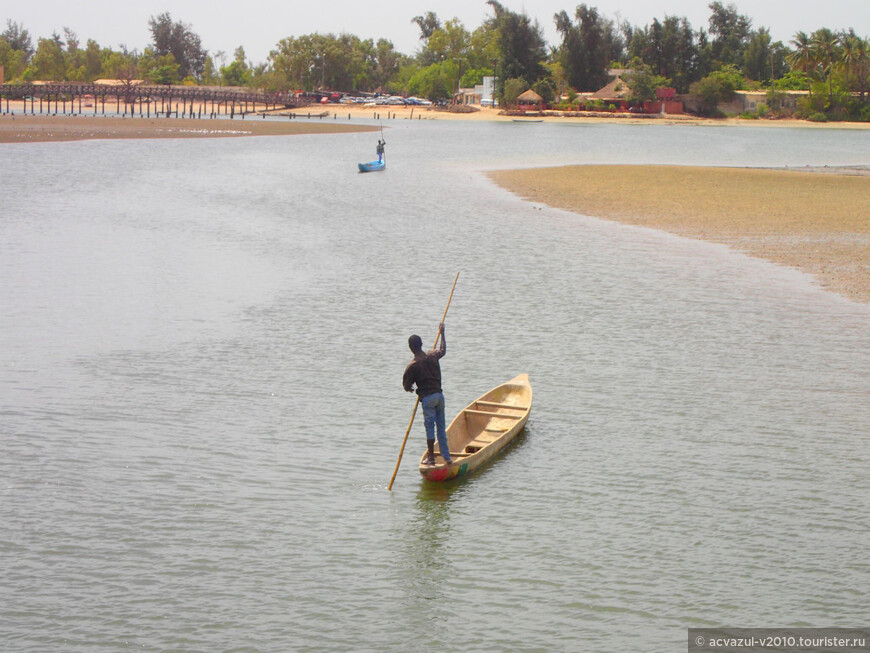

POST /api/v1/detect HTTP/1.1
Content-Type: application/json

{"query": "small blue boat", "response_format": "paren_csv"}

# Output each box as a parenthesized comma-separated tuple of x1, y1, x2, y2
(358, 159, 386, 173)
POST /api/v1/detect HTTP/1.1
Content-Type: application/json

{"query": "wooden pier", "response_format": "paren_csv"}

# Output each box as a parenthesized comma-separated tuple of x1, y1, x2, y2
(0, 83, 312, 119)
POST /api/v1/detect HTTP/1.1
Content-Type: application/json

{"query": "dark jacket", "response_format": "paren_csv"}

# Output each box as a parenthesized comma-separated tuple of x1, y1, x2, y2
(403, 339, 445, 397)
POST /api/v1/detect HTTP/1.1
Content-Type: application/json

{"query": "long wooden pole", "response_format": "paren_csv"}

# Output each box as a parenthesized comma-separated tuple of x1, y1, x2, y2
(388, 272, 460, 491)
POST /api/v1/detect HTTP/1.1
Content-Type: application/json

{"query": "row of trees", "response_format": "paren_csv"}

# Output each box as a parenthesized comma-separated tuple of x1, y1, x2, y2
(2, 4, 868, 120)
(0, 14, 248, 87)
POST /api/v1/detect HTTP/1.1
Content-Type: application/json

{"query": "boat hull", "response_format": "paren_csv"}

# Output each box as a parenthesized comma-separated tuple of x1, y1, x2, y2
(419, 374, 532, 482)
(358, 160, 385, 172)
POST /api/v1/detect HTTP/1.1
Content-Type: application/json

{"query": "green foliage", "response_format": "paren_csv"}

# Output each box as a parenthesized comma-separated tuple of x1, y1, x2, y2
(623, 57, 670, 102)
(742, 28, 788, 83)
(148, 12, 207, 80)
(0, 7, 866, 127)
(412, 12, 442, 43)
(626, 15, 703, 93)
(555, 4, 622, 92)
(81, 39, 102, 80)
(840, 30, 870, 101)
(250, 64, 284, 92)
(270, 32, 403, 92)
(407, 59, 458, 100)
(28, 36, 66, 80)
(100, 50, 137, 80)
(501, 76, 528, 107)
(739, 103, 768, 119)
(221, 60, 250, 86)
(711, 62, 745, 90)
(150, 57, 181, 85)
(486, 0, 547, 97)
(765, 88, 787, 113)
(532, 75, 557, 104)
(0, 38, 30, 81)
(708, 1, 752, 67)
(372, 39, 407, 91)
(415, 16, 495, 75)
(460, 66, 493, 88)
(690, 63, 744, 114)
(2, 20, 33, 57)
(220, 46, 252, 86)
(774, 70, 810, 90)
(201, 56, 219, 85)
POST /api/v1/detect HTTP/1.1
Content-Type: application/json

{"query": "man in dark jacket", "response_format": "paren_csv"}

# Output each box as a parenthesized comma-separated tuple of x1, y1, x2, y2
(403, 323, 451, 466)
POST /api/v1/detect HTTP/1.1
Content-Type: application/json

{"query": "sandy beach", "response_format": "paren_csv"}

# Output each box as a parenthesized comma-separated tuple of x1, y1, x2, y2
(0, 114, 377, 143)
(6, 97, 870, 128)
(489, 165, 870, 304)
(294, 103, 870, 128)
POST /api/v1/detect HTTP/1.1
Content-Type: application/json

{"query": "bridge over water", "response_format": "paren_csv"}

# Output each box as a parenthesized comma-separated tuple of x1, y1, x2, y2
(0, 83, 314, 118)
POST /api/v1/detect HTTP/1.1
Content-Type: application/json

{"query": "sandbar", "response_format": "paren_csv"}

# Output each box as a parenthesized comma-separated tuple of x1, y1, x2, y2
(489, 164, 870, 304)
(0, 115, 377, 143)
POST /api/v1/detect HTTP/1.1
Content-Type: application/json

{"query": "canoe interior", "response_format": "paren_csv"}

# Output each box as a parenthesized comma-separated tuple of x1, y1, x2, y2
(419, 374, 532, 481)
(358, 160, 385, 172)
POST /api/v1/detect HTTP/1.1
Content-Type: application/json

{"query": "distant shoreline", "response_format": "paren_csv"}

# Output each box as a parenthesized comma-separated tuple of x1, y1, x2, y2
(489, 164, 870, 305)
(3, 100, 870, 140)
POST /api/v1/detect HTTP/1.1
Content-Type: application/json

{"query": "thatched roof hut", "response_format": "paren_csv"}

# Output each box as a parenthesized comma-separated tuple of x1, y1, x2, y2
(517, 89, 543, 106)
(587, 74, 631, 101)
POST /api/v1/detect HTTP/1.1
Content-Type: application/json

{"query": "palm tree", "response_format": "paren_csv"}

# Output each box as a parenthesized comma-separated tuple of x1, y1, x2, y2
(840, 31, 869, 101)
(810, 28, 840, 100)
(788, 31, 816, 96)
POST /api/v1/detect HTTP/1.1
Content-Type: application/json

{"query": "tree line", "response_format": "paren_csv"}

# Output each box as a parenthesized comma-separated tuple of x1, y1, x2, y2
(1, 3, 868, 121)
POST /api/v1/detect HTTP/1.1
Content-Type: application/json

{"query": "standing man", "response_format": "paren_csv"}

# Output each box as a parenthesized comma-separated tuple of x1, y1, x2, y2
(376, 138, 385, 163)
(403, 324, 451, 466)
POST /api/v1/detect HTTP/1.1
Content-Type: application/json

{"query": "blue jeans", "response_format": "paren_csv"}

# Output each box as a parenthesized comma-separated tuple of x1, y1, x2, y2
(421, 392, 450, 461)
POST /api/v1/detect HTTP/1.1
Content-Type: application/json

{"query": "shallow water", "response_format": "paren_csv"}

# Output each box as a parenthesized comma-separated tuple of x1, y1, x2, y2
(2, 120, 869, 652)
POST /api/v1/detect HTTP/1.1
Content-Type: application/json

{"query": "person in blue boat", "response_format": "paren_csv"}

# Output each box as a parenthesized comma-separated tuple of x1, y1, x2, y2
(403, 323, 451, 466)
(376, 138, 385, 163)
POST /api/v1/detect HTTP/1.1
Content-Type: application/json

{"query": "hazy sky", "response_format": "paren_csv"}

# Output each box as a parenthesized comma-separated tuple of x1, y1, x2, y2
(5, 0, 869, 66)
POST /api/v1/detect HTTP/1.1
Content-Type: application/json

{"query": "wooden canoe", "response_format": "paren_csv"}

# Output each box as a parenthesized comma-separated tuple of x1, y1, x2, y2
(358, 159, 385, 172)
(419, 374, 532, 482)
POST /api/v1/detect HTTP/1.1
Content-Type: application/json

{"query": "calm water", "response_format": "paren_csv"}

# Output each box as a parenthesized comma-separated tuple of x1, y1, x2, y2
(2, 119, 869, 652)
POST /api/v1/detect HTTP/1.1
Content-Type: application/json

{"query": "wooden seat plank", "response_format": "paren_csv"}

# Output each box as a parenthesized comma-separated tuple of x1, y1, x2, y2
(464, 409, 524, 419)
(475, 400, 531, 411)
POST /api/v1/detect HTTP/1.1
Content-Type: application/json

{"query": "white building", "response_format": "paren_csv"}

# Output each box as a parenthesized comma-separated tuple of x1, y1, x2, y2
(476, 76, 496, 106)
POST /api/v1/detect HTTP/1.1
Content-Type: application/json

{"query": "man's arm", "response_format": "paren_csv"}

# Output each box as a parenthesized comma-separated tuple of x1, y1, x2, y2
(403, 364, 415, 392)
(431, 323, 446, 359)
